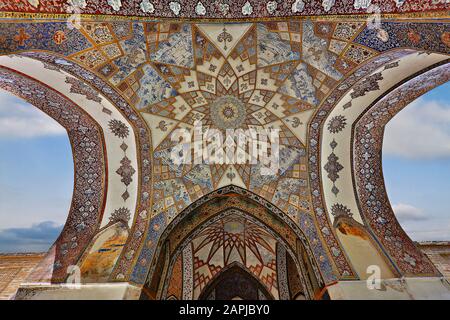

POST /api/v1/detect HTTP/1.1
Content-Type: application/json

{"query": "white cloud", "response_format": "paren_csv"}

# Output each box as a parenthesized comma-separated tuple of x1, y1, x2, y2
(401, 221, 450, 242)
(0, 89, 66, 139)
(0, 221, 63, 253)
(392, 203, 450, 241)
(383, 98, 450, 159)
(392, 203, 428, 222)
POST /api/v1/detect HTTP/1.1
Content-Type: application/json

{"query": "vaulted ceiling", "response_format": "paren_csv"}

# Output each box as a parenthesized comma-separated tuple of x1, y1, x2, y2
(0, 6, 449, 294)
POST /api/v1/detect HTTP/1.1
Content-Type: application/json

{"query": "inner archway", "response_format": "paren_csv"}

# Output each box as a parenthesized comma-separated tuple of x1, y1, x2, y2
(198, 264, 274, 300)
(141, 187, 325, 300)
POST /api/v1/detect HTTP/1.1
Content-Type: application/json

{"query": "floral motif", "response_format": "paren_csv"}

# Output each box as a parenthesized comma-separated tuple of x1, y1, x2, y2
(169, 1, 181, 15)
(242, 1, 253, 15)
(110, 207, 131, 224)
(353, 0, 371, 10)
(108, 119, 129, 139)
(210, 95, 246, 131)
(226, 169, 236, 181)
(116, 156, 136, 186)
(291, 0, 305, 13)
(350, 72, 383, 99)
(331, 203, 352, 218)
(384, 61, 399, 70)
(107, 0, 122, 11)
(217, 27, 233, 50)
(407, 29, 421, 44)
(68, 0, 87, 9)
(266, 1, 278, 14)
(289, 117, 302, 128)
(327, 115, 347, 134)
(140, 0, 155, 13)
(322, 0, 335, 12)
(65, 76, 102, 103)
(195, 2, 206, 15)
(324, 138, 342, 196)
(216, 2, 230, 15)
(324, 152, 343, 184)
(157, 120, 170, 131)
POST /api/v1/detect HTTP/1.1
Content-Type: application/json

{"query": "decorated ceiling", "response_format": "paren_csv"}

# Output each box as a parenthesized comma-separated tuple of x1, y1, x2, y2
(149, 196, 315, 300)
(175, 213, 279, 299)
(0, 0, 449, 300)
(1, 19, 447, 226)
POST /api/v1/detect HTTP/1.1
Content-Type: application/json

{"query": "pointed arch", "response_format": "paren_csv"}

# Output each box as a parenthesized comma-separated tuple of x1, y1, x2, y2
(140, 186, 330, 300)
(309, 48, 450, 278)
(198, 263, 274, 300)
(0, 65, 107, 282)
(0, 52, 150, 283)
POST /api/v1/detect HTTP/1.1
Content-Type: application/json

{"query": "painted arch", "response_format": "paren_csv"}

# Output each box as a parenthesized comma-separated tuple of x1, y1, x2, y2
(141, 187, 324, 300)
(0, 13, 448, 299)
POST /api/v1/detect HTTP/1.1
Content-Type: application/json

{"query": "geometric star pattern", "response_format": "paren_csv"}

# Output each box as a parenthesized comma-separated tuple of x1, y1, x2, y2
(136, 21, 364, 224)
(190, 214, 278, 299)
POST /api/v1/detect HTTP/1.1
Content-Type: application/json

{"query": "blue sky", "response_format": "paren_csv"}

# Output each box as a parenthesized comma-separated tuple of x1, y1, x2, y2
(383, 82, 450, 241)
(0, 89, 73, 252)
(0, 82, 449, 253)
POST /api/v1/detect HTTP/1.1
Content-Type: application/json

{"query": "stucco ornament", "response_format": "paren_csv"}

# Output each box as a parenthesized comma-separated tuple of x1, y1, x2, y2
(140, 0, 155, 13)
(107, 0, 122, 11)
(291, 0, 305, 13)
(322, 0, 335, 12)
(27, 0, 39, 8)
(242, 1, 253, 15)
(353, 0, 372, 9)
(169, 1, 181, 15)
(266, 1, 278, 14)
(68, 0, 87, 9)
(195, 1, 207, 15)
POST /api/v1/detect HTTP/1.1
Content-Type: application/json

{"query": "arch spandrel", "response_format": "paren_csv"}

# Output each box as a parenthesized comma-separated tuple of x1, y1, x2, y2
(0, 12, 449, 299)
